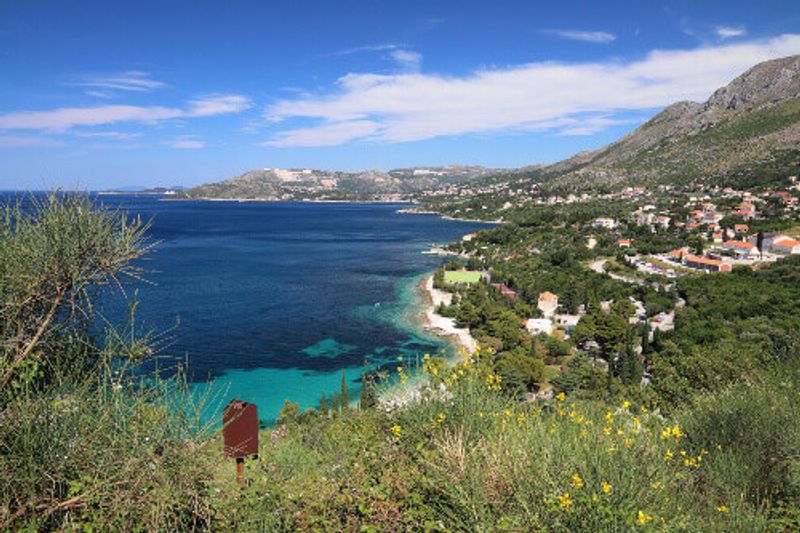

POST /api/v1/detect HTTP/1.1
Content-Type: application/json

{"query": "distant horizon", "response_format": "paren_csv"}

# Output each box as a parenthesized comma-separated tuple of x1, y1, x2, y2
(2, 0, 800, 189)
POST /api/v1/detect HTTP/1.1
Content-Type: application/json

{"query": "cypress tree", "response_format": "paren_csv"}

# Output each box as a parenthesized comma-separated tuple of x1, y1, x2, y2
(620, 340, 643, 387)
(641, 322, 651, 355)
(340, 370, 349, 411)
(331, 393, 340, 416)
(320, 392, 328, 416)
(359, 373, 368, 410)
(360, 372, 377, 410)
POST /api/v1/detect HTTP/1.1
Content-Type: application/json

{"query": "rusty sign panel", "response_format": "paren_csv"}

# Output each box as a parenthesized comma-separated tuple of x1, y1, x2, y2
(223, 399, 259, 458)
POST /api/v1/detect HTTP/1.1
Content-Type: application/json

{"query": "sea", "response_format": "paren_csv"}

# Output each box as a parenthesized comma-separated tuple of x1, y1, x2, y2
(6, 193, 488, 423)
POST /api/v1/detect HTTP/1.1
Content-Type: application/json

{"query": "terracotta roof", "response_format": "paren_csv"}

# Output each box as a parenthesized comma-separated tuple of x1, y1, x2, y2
(539, 291, 558, 302)
(685, 255, 724, 267)
(724, 240, 755, 249)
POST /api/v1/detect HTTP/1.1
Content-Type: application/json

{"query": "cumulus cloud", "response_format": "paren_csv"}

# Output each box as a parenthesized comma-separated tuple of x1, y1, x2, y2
(262, 34, 800, 147)
(0, 95, 251, 132)
(544, 29, 617, 43)
(715, 26, 747, 39)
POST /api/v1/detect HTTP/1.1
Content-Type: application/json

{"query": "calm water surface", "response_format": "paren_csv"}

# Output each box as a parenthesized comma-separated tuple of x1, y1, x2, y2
(55, 195, 488, 422)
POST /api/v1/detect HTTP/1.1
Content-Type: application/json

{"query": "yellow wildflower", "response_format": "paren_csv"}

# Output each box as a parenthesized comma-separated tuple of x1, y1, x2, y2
(622, 401, 631, 409)
(390, 425, 401, 437)
(637, 511, 653, 524)
(555, 391, 566, 402)
(716, 505, 729, 513)
(602, 481, 612, 494)
(571, 473, 584, 489)
(559, 492, 572, 510)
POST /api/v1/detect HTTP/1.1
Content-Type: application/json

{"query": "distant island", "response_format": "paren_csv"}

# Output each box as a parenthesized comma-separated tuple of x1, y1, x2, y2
(100, 185, 186, 195)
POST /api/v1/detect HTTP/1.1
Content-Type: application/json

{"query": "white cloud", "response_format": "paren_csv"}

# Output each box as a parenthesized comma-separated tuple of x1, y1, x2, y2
(330, 43, 400, 56)
(390, 49, 422, 72)
(75, 131, 143, 140)
(187, 95, 252, 117)
(70, 71, 166, 95)
(0, 135, 65, 148)
(263, 120, 381, 147)
(0, 95, 251, 132)
(262, 34, 800, 147)
(715, 26, 747, 39)
(166, 136, 206, 149)
(544, 30, 617, 44)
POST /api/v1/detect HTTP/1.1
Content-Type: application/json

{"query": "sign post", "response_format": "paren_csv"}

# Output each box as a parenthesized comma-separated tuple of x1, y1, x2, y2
(223, 399, 259, 485)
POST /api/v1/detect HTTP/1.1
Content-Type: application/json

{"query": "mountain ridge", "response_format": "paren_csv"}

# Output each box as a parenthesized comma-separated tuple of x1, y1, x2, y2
(180, 55, 800, 201)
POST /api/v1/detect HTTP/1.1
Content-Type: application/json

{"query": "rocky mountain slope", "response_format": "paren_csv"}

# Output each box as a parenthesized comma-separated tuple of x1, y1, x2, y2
(543, 55, 800, 188)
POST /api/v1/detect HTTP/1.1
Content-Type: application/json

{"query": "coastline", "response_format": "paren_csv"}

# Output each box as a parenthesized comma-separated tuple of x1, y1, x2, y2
(377, 273, 477, 411)
(416, 274, 477, 355)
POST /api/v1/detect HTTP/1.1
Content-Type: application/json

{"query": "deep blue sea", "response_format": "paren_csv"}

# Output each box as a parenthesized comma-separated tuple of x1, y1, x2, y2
(6, 193, 487, 423)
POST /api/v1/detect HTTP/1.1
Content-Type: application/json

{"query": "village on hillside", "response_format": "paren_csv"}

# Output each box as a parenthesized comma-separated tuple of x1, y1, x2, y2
(420, 173, 800, 399)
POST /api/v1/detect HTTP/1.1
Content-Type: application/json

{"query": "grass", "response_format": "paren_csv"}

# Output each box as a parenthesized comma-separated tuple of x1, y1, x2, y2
(200, 347, 797, 531)
(443, 270, 482, 284)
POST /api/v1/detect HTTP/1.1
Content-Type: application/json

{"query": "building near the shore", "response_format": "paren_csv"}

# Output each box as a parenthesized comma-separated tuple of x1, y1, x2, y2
(525, 318, 553, 336)
(723, 240, 759, 258)
(592, 217, 618, 229)
(443, 270, 482, 285)
(537, 291, 559, 317)
(684, 255, 731, 273)
(772, 236, 800, 254)
(492, 283, 518, 299)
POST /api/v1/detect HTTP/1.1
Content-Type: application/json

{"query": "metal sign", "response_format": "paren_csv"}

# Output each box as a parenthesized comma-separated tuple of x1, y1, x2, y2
(223, 399, 259, 485)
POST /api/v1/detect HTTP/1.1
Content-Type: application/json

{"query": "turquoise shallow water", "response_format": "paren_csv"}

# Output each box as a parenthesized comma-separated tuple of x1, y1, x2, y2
(78, 196, 490, 424)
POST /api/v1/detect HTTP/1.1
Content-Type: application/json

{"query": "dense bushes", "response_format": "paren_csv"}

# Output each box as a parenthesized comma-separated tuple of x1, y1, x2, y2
(0, 195, 216, 530)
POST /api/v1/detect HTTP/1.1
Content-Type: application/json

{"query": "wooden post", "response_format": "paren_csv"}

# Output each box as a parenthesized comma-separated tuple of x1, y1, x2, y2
(236, 457, 245, 486)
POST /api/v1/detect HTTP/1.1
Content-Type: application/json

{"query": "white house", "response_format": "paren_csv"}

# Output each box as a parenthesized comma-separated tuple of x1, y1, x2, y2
(592, 217, 618, 229)
(723, 240, 759, 258)
(772, 236, 800, 254)
(525, 318, 553, 336)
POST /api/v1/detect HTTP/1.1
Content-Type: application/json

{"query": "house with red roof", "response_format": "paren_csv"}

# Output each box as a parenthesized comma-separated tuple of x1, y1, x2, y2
(537, 291, 559, 317)
(772, 236, 800, 255)
(684, 255, 732, 273)
(723, 240, 759, 258)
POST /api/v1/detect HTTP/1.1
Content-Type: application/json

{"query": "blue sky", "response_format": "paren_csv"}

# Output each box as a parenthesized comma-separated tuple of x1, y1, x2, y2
(1, 0, 799, 189)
